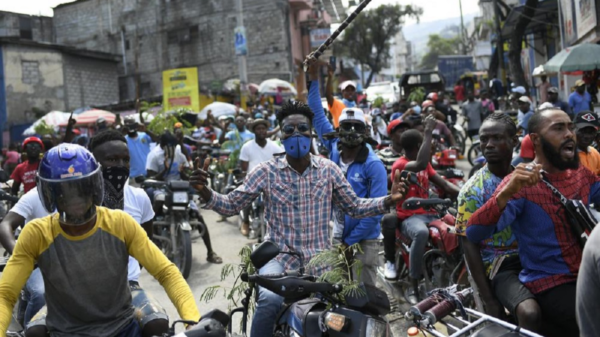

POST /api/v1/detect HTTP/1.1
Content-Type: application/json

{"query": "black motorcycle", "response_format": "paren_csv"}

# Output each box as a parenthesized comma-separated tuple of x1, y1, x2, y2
(230, 241, 393, 337)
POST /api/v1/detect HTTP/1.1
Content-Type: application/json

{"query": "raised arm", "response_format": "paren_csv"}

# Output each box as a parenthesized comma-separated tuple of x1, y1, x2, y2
(325, 65, 335, 107)
(404, 116, 437, 172)
(306, 61, 335, 152)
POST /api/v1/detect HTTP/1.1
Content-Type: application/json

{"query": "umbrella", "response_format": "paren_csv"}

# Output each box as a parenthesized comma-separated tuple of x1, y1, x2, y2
(198, 102, 237, 120)
(248, 83, 259, 94)
(258, 78, 297, 96)
(22, 111, 71, 136)
(59, 109, 115, 126)
(532, 65, 557, 77)
(544, 43, 600, 73)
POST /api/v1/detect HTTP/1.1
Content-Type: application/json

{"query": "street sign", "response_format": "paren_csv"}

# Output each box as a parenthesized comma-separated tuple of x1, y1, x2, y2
(234, 26, 248, 56)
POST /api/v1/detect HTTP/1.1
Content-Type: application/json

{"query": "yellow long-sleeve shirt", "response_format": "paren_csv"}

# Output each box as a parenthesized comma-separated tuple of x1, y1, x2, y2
(0, 206, 200, 336)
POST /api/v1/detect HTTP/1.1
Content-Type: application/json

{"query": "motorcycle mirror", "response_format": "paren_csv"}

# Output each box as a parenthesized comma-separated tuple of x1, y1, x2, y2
(250, 241, 280, 270)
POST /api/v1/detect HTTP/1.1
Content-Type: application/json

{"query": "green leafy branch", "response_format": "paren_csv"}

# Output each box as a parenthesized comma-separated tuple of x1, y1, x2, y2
(34, 120, 56, 136)
(407, 87, 425, 104)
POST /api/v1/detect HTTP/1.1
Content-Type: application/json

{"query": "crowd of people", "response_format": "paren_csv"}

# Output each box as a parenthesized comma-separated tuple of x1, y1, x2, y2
(0, 53, 598, 337)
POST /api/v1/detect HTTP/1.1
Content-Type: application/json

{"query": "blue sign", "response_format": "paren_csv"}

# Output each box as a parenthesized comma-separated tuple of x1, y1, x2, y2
(234, 26, 248, 56)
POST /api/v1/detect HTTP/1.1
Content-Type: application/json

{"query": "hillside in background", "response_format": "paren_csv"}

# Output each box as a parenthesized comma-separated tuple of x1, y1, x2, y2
(403, 13, 477, 59)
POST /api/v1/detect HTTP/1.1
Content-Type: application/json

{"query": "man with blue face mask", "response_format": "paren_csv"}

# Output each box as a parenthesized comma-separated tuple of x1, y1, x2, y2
(325, 65, 357, 128)
(190, 93, 409, 336)
(307, 60, 387, 288)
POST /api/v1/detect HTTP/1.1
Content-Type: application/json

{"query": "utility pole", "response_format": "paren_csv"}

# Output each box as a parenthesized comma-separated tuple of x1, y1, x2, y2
(458, 0, 467, 54)
(492, 0, 507, 87)
(235, 0, 248, 109)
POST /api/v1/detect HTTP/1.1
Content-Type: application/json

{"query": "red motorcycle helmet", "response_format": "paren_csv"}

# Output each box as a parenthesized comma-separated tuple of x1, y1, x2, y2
(427, 92, 439, 102)
(22, 136, 45, 152)
(422, 100, 435, 111)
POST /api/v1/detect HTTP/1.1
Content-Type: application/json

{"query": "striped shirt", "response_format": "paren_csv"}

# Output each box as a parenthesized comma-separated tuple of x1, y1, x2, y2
(205, 154, 388, 274)
(376, 147, 402, 175)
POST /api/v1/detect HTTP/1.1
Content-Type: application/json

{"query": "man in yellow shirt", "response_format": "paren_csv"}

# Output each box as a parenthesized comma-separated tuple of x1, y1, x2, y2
(325, 66, 357, 128)
(575, 111, 600, 175)
(0, 144, 200, 336)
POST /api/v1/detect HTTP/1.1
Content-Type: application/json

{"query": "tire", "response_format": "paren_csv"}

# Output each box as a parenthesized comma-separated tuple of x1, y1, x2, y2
(469, 162, 484, 178)
(175, 226, 193, 279)
(453, 129, 466, 155)
(467, 142, 482, 166)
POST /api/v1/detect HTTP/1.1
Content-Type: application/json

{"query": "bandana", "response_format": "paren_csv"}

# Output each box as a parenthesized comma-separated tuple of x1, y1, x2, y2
(102, 166, 129, 210)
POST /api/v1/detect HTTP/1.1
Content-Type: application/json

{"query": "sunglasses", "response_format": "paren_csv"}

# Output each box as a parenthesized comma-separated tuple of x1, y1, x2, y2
(282, 123, 311, 135)
(339, 122, 366, 133)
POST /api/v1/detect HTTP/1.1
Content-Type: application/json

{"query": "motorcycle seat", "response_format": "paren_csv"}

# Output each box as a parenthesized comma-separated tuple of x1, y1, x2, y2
(141, 179, 165, 188)
(402, 197, 452, 210)
(471, 324, 524, 337)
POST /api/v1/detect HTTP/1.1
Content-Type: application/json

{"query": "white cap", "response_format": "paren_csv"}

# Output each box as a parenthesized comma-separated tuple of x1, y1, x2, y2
(538, 102, 555, 110)
(518, 96, 532, 104)
(512, 86, 526, 94)
(339, 108, 366, 124)
(339, 80, 357, 91)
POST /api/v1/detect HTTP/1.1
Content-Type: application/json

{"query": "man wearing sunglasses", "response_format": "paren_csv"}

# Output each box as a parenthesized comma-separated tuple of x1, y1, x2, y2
(306, 61, 387, 288)
(190, 96, 408, 336)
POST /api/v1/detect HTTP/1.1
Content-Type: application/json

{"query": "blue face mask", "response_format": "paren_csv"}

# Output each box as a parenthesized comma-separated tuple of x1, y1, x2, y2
(342, 99, 356, 108)
(282, 134, 312, 159)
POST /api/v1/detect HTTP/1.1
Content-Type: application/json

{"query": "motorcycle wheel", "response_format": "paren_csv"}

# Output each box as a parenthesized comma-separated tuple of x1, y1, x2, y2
(453, 129, 466, 155)
(175, 226, 193, 279)
(469, 162, 484, 178)
(467, 142, 482, 166)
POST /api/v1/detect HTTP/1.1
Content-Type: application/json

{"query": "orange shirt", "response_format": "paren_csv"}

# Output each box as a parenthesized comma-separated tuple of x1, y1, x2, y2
(579, 147, 600, 175)
(328, 98, 345, 128)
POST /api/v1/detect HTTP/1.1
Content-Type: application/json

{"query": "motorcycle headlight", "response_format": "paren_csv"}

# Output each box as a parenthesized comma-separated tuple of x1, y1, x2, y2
(325, 312, 348, 332)
(172, 191, 189, 204)
(365, 318, 389, 337)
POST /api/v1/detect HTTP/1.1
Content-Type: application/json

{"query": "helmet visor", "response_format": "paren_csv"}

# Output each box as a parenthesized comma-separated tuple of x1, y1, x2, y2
(37, 166, 104, 226)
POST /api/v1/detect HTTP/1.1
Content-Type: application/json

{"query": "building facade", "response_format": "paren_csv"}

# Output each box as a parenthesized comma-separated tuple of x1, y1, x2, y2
(52, 0, 333, 103)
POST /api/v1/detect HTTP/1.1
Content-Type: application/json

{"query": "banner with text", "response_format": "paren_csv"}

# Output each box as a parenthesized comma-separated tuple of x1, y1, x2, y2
(162, 67, 200, 112)
(310, 28, 331, 48)
(575, 0, 597, 38)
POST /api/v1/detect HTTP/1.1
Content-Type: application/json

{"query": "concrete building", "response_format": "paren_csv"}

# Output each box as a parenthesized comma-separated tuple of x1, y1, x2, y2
(379, 29, 411, 82)
(0, 11, 54, 43)
(52, 0, 334, 103)
(0, 38, 120, 147)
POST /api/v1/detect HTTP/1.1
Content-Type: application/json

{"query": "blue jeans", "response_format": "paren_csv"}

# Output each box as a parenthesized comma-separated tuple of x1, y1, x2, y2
(250, 259, 284, 337)
(22, 268, 45, 324)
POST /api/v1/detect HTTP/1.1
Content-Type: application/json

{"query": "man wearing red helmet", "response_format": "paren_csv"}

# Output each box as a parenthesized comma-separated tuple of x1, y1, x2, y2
(10, 137, 44, 196)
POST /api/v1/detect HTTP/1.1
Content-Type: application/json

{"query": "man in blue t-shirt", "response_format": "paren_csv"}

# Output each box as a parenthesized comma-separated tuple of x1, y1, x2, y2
(569, 80, 593, 115)
(123, 116, 155, 185)
(218, 115, 254, 150)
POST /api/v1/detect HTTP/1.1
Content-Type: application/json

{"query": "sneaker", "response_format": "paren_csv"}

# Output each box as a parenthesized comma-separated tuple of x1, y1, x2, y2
(384, 261, 397, 279)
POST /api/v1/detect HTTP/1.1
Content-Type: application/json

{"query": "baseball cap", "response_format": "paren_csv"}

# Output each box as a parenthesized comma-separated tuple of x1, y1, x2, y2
(339, 81, 357, 91)
(517, 96, 532, 104)
(338, 108, 366, 124)
(538, 102, 555, 110)
(548, 87, 559, 94)
(511, 86, 526, 95)
(386, 118, 411, 135)
(576, 79, 586, 87)
(575, 111, 599, 129)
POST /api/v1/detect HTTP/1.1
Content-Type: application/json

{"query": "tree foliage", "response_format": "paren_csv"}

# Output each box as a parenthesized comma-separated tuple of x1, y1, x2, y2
(420, 34, 461, 69)
(338, 4, 422, 88)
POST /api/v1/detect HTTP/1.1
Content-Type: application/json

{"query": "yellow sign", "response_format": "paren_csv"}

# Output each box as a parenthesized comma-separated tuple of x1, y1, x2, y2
(162, 67, 200, 112)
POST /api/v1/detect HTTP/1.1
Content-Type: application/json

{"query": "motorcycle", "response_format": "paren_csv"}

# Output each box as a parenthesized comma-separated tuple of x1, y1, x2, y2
(230, 241, 393, 337)
(449, 123, 466, 156)
(378, 197, 465, 303)
(406, 285, 543, 337)
(431, 138, 465, 197)
(141, 179, 199, 279)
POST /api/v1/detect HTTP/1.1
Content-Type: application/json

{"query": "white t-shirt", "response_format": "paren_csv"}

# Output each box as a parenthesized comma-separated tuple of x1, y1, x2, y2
(11, 186, 154, 282)
(146, 146, 189, 182)
(239, 139, 284, 173)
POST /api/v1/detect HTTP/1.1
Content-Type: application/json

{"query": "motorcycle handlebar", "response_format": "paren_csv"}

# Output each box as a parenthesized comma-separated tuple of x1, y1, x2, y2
(402, 197, 452, 210)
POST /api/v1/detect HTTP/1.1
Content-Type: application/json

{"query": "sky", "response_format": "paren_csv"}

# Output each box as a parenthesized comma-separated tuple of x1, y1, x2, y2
(1, 0, 481, 24)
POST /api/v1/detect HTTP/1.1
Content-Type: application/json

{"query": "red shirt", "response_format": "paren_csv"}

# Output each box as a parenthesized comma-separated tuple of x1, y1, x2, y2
(10, 161, 40, 193)
(454, 85, 465, 101)
(520, 135, 535, 160)
(391, 157, 437, 220)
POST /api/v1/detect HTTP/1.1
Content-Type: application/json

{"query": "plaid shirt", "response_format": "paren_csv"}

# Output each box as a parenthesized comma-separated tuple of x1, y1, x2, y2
(205, 154, 388, 275)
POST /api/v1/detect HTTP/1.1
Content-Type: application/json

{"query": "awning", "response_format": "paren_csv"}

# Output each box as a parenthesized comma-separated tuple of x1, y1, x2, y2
(320, 0, 345, 23)
(500, 0, 558, 41)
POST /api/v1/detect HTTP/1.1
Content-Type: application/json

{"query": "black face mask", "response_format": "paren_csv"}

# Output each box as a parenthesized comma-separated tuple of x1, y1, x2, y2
(102, 166, 130, 210)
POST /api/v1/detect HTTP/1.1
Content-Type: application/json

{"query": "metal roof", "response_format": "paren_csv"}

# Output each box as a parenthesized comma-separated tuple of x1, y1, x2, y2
(318, 0, 345, 23)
